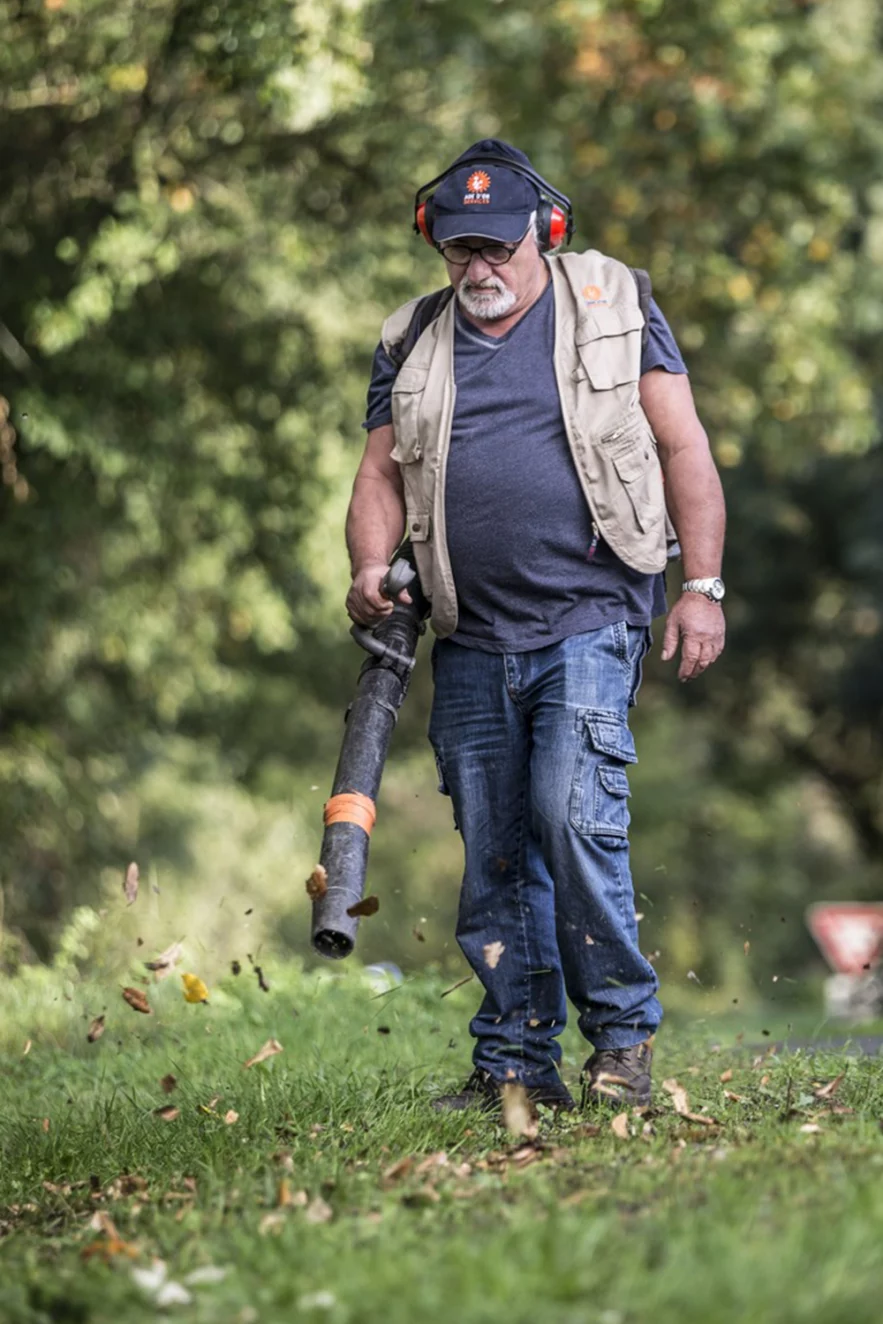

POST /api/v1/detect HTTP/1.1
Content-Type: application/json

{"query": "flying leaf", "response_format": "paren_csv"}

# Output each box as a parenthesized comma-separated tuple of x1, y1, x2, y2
(663, 1077, 690, 1115)
(440, 973, 474, 998)
(501, 1084, 538, 1140)
(22, 1039, 32, 1057)
(124, 862, 140, 905)
(813, 1073, 844, 1100)
(306, 865, 328, 901)
(181, 973, 209, 1004)
(346, 895, 379, 918)
(145, 940, 184, 980)
(160, 1073, 177, 1095)
(483, 941, 506, 970)
(87, 1015, 106, 1042)
(243, 1038, 283, 1069)
(154, 1106, 180, 1122)
(122, 987, 152, 1015)
(412, 926, 426, 943)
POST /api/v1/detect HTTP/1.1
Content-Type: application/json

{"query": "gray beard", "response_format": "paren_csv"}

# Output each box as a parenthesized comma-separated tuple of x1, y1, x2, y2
(456, 280, 517, 321)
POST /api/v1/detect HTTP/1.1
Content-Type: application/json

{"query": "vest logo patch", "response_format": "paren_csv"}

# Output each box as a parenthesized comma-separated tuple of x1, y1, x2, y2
(464, 170, 491, 204)
(582, 284, 607, 305)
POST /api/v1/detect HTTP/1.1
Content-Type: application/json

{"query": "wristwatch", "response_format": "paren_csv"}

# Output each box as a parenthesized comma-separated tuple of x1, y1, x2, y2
(682, 577, 726, 603)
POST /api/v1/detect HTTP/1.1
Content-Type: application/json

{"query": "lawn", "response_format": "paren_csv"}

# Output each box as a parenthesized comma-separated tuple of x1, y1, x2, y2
(1, 956, 882, 1324)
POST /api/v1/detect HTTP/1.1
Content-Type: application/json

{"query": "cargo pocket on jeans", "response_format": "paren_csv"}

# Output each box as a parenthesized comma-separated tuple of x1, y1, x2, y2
(569, 708, 637, 843)
(432, 749, 459, 832)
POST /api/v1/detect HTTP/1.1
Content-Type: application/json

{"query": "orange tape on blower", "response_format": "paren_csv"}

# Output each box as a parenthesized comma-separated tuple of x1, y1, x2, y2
(323, 792, 377, 836)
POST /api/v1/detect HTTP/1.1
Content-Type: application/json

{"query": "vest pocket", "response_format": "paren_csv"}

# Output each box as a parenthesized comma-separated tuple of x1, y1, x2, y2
(600, 419, 660, 537)
(575, 304, 644, 391)
(390, 367, 428, 464)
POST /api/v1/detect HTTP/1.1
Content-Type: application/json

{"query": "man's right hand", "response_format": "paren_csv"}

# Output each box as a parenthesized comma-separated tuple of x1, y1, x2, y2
(346, 562, 412, 626)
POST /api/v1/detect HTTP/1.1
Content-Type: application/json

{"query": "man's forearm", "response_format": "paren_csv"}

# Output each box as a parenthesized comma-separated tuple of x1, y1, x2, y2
(345, 471, 406, 575)
(661, 446, 726, 580)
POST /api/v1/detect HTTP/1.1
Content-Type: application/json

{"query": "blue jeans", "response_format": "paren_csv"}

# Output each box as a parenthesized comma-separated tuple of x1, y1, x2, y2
(429, 622, 662, 1087)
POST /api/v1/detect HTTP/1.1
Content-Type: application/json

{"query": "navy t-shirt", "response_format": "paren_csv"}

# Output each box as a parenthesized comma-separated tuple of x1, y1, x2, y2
(364, 278, 687, 652)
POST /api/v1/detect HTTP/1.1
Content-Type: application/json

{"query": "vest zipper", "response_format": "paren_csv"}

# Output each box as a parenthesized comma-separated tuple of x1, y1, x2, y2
(589, 521, 600, 559)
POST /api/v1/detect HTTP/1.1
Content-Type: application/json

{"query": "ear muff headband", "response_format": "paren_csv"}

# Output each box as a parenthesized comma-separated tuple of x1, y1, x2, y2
(413, 154, 574, 253)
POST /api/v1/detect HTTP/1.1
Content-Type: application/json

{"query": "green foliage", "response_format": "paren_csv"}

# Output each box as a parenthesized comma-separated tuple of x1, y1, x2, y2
(0, 0, 882, 976)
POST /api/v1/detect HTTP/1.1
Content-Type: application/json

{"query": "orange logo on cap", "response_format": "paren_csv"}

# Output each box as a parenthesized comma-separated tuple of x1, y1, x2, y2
(466, 170, 491, 194)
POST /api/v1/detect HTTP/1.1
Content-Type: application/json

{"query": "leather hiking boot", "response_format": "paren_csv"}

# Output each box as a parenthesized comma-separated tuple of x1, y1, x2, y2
(432, 1068, 576, 1114)
(580, 1041, 653, 1109)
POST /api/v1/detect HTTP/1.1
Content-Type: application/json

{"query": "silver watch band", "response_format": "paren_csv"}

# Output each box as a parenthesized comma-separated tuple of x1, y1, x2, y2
(682, 577, 725, 603)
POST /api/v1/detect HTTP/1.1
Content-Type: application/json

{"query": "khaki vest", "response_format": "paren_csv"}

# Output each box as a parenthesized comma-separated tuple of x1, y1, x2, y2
(382, 249, 670, 638)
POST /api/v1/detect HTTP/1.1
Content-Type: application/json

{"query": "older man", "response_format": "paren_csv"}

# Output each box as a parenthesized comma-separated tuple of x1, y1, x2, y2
(346, 140, 726, 1112)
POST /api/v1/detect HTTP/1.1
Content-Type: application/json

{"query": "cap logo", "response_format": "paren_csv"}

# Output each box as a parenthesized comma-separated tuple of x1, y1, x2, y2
(463, 169, 491, 204)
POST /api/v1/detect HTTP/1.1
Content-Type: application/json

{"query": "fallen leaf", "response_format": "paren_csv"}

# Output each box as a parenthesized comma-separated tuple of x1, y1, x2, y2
(243, 1038, 283, 1069)
(259, 1210, 286, 1236)
(584, 934, 595, 945)
(184, 1266, 228, 1286)
(501, 1084, 538, 1140)
(306, 864, 328, 901)
(719, 1069, 733, 1083)
(41, 1117, 50, 1133)
(22, 1039, 32, 1057)
(131, 1260, 167, 1293)
(346, 895, 379, 918)
(662, 1078, 690, 1115)
(156, 1282, 192, 1307)
(723, 1089, 744, 1102)
(87, 1015, 106, 1043)
(813, 1073, 844, 1100)
(181, 973, 209, 1004)
(799, 1123, 823, 1135)
(122, 987, 152, 1015)
(154, 1106, 180, 1122)
(160, 1074, 177, 1095)
(144, 940, 184, 980)
(124, 862, 140, 905)
(382, 1156, 413, 1185)
(304, 1196, 333, 1224)
(83, 1236, 139, 1262)
(483, 941, 506, 970)
(610, 1112, 631, 1139)
(223, 1110, 239, 1125)
(440, 973, 474, 998)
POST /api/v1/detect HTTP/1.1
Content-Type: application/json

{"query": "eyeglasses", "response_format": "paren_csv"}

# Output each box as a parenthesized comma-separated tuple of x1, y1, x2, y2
(436, 238, 523, 266)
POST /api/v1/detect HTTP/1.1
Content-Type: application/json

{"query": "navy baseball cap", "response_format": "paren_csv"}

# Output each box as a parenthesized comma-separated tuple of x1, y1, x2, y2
(429, 139, 541, 244)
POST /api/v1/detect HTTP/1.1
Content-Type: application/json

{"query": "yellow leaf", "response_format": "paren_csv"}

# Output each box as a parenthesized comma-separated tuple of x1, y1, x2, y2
(181, 973, 209, 1004)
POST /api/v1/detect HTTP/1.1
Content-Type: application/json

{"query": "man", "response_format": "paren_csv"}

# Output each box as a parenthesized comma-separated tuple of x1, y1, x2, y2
(345, 140, 726, 1112)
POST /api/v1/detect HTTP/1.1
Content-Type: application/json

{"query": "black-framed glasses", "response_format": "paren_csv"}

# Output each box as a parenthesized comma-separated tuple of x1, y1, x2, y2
(436, 238, 523, 267)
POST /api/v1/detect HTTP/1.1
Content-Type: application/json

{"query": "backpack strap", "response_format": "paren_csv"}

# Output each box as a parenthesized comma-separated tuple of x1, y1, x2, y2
(387, 287, 454, 370)
(629, 267, 652, 353)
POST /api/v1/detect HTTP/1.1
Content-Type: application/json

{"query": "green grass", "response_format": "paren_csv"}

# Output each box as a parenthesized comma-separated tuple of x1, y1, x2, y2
(1, 959, 882, 1324)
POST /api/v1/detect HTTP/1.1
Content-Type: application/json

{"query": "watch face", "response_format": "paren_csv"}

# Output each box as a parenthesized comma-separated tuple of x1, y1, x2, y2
(710, 578, 725, 601)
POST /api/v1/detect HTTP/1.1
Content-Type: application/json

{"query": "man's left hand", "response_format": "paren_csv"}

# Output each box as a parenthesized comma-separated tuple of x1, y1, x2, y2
(661, 593, 726, 682)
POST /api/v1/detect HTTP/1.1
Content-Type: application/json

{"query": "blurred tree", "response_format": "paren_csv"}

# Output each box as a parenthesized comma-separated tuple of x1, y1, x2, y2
(0, 0, 881, 979)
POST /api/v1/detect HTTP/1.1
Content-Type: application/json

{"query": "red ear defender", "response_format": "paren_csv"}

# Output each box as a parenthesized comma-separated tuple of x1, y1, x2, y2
(548, 205, 568, 250)
(415, 200, 435, 246)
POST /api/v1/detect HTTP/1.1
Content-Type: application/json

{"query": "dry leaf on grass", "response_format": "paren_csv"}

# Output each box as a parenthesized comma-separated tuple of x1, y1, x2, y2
(663, 1077, 719, 1126)
(259, 1211, 286, 1236)
(144, 940, 184, 980)
(304, 1196, 333, 1224)
(122, 987, 152, 1015)
(610, 1112, 631, 1139)
(223, 1110, 239, 1125)
(813, 1073, 844, 1100)
(154, 1106, 180, 1122)
(243, 1038, 283, 1069)
(160, 1074, 177, 1095)
(799, 1123, 823, 1135)
(346, 895, 379, 918)
(501, 1084, 538, 1140)
(305, 864, 328, 901)
(87, 1015, 106, 1043)
(181, 973, 209, 1003)
(382, 1157, 414, 1185)
(483, 940, 506, 970)
(123, 862, 139, 906)
(22, 1039, 31, 1057)
(719, 1069, 733, 1083)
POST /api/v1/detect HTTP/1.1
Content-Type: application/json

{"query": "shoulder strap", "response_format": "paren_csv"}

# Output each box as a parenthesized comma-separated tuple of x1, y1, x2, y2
(387, 287, 454, 370)
(629, 267, 652, 353)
